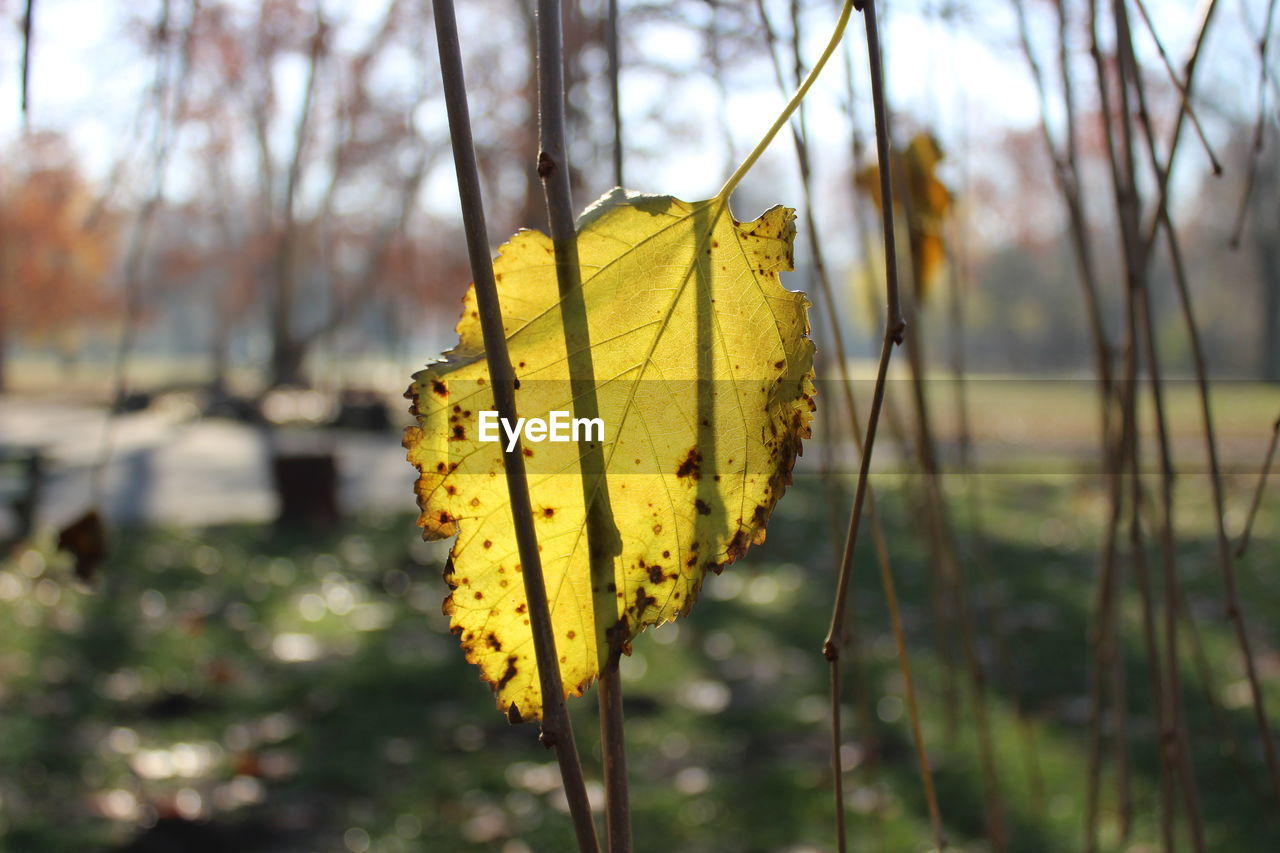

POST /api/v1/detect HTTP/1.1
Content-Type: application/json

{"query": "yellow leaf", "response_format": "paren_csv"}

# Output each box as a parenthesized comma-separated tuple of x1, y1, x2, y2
(404, 189, 815, 721)
(853, 132, 952, 299)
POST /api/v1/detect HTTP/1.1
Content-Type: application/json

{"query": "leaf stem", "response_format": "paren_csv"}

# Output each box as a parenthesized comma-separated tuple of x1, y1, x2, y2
(432, 3, 599, 851)
(715, 0, 854, 203)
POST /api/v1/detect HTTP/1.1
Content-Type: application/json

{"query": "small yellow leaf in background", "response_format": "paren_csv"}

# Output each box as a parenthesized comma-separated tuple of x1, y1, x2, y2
(404, 190, 815, 722)
(854, 132, 953, 298)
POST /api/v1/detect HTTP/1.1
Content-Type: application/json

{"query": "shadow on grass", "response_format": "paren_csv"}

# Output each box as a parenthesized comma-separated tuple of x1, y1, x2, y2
(1, 472, 1278, 852)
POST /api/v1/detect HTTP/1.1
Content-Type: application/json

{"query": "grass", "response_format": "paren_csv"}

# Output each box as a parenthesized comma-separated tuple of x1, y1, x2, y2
(1, 464, 1279, 852)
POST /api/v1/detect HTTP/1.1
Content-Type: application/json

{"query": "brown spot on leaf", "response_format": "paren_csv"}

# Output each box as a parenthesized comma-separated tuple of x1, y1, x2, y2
(431, 380, 447, 397)
(676, 447, 701, 480)
(695, 499, 711, 515)
(634, 586, 657, 613)
(483, 539, 493, 549)
(487, 633, 502, 651)
(497, 656, 519, 690)
(647, 564, 663, 584)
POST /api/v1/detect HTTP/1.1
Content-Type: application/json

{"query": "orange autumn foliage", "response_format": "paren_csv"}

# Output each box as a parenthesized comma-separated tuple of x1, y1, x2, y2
(855, 132, 952, 299)
(0, 140, 118, 341)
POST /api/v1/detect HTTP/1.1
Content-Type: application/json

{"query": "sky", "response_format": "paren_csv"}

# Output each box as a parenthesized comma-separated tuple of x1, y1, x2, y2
(0, 0, 1269, 219)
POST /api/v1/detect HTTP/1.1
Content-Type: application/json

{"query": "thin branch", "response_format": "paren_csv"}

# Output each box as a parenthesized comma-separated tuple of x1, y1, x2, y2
(1125, 433, 1179, 853)
(1228, 0, 1278, 247)
(1237, 413, 1280, 559)
(755, 1, 942, 845)
(1083, 4, 1136, 848)
(1113, 4, 1207, 845)
(1012, 0, 1113, 411)
(1165, 218, 1280, 805)
(432, 3, 600, 851)
(838, 30, 947, 849)
(20, 0, 34, 128)
(886, 146, 1008, 847)
(599, 0, 629, 846)
(822, 4, 912, 852)
(1138, 0, 1222, 263)
(1130, 0, 1221, 173)
(534, 1, 627, 850)
(1123, 0, 1280, 807)
(92, 0, 196, 503)
(607, 0, 623, 187)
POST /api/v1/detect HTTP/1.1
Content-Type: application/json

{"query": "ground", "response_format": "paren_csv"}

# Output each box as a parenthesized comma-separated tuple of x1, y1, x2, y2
(1, 372, 1279, 851)
(2, 442, 1279, 851)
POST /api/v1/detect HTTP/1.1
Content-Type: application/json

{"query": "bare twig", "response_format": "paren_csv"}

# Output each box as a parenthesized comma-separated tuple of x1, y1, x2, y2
(1165, 218, 1280, 805)
(20, 0, 35, 127)
(1138, 0, 1221, 263)
(756, 3, 942, 845)
(1125, 436, 1179, 853)
(432, 3, 600, 850)
(607, 0, 623, 187)
(821, 4, 918, 852)
(1083, 4, 1144, 848)
(533, 1, 629, 849)
(92, 0, 197, 503)
(1012, 0, 1113, 412)
(1123, 0, 1280, 807)
(1129, 0, 1221, 173)
(839, 30, 947, 851)
(1228, 0, 1278, 247)
(1237, 413, 1280, 559)
(889, 155, 1006, 848)
(1111, 4, 1212, 845)
(598, 0, 629, 847)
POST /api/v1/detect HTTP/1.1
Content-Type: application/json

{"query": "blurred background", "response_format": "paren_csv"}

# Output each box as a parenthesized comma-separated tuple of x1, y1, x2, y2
(1, 0, 1279, 851)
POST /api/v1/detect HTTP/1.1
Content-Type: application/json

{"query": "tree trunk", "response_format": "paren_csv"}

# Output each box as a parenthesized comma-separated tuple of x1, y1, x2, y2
(269, 329, 308, 388)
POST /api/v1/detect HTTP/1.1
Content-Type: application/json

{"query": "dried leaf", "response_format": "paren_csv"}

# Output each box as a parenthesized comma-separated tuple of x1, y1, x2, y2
(57, 509, 107, 584)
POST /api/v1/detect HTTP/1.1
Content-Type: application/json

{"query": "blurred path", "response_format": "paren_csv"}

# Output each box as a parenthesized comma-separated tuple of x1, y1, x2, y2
(1, 400, 416, 529)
